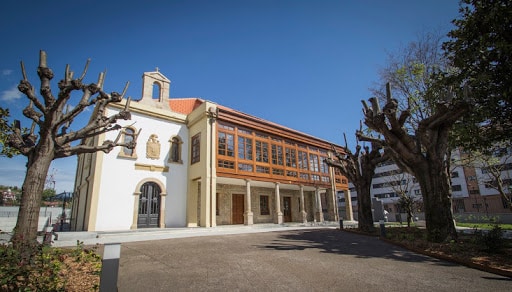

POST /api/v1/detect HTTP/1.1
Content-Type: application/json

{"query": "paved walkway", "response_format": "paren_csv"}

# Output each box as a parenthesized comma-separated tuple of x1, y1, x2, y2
(116, 228, 512, 291)
(2, 223, 511, 290)
(49, 222, 343, 247)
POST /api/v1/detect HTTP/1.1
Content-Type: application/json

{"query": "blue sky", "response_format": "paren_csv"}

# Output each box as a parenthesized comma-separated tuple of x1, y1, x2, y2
(0, 0, 460, 192)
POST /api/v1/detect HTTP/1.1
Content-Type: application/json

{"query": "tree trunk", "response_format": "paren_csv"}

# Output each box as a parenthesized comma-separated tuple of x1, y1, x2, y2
(414, 161, 456, 242)
(355, 181, 374, 232)
(12, 140, 54, 249)
(7, 51, 136, 252)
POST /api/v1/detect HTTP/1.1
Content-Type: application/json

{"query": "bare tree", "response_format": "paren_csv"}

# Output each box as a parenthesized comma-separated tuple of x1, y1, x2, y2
(359, 83, 469, 242)
(325, 131, 388, 232)
(7, 51, 138, 250)
(371, 31, 449, 129)
(458, 142, 512, 212)
(385, 171, 421, 227)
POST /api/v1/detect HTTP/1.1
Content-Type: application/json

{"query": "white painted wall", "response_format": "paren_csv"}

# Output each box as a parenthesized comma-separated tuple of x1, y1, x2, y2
(477, 154, 512, 196)
(93, 107, 189, 231)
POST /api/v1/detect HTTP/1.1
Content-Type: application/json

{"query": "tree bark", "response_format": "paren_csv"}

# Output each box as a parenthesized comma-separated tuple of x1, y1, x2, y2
(8, 51, 137, 251)
(414, 160, 456, 242)
(359, 83, 467, 242)
(354, 178, 374, 232)
(12, 136, 54, 249)
(325, 140, 386, 232)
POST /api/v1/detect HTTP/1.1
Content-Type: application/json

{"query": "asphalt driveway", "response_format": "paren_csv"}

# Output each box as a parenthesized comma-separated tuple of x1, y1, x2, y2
(117, 228, 511, 291)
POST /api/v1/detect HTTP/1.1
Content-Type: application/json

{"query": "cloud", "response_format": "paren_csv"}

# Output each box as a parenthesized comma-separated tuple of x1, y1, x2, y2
(0, 156, 77, 193)
(2, 69, 13, 76)
(1, 84, 22, 101)
(0, 156, 27, 188)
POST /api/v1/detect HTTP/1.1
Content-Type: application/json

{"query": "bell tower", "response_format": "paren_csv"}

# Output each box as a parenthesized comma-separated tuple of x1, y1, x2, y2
(140, 68, 171, 109)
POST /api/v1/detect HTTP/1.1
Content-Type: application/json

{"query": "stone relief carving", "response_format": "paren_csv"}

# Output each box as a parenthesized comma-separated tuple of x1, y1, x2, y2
(146, 134, 161, 159)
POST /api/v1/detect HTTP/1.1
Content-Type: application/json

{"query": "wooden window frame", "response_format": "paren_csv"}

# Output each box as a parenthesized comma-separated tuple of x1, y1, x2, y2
(118, 126, 138, 159)
(191, 133, 201, 164)
(168, 136, 183, 164)
(298, 151, 308, 170)
(271, 144, 283, 166)
(215, 121, 347, 187)
(218, 131, 235, 157)
(285, 148, 297, 168)
(238, 136, 253, 160)
(256, 140, 269, 163)
(260, 195, 270, 215)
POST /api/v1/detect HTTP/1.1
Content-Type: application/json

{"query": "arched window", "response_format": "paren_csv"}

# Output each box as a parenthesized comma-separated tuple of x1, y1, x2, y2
(118, 127, 138, 159)
(152, 81, 161, 100)
(169, 136, 183, 163)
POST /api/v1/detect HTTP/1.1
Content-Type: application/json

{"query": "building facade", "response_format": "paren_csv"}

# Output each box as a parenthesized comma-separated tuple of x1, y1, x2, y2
(70, 71, 348, 231)
(338, 148, 512, 222)
(452, 147, 512, 217)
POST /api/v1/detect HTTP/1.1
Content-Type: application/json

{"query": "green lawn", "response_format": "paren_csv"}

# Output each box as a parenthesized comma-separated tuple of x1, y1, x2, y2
(455, 222, 512, 230)
(381, 221, 512, 230)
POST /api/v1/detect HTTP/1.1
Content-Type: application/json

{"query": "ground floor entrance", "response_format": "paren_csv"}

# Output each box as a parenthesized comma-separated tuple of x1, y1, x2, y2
(232, 193, 245, 224)
(138, 182, 161, 228)
(283, 196, 292, 222)
(212, 181, 339, 226)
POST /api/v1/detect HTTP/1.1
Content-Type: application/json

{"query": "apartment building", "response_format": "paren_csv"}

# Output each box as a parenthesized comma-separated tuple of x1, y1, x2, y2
(337, 147, 512, 222)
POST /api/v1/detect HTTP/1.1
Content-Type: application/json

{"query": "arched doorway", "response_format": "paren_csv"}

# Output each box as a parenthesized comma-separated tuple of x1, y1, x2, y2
(138, 182, 161, 228)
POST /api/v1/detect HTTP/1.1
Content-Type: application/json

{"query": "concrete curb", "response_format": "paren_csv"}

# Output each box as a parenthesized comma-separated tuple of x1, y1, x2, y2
(49, 222, 341, 247)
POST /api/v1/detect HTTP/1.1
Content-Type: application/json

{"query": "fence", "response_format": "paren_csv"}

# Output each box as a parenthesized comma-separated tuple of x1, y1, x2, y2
(0, 206, 71, 232)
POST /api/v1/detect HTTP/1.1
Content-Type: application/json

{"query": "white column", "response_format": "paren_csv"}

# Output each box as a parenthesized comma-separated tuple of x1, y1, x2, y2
(316, 187, 324, 223)
(210, 190, 217, 227)
(299, 185, 307, 223)
(327, 150, 339, 222)
(159, 193, 166, 228)
(275, 183, 283, 224)
(244, 179, 254, 225)
(344, 189, 354, 221)
(131, 192, 140, 229)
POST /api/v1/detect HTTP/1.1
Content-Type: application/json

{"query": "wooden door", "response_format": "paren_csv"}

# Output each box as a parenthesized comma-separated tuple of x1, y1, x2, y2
(283, 196, 292, 222)
(232, 194, 245, 224)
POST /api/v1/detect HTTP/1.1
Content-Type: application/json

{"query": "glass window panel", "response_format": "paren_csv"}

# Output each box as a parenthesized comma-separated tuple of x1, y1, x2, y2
(256, 141, 269, 163)
(286, 148, 297, 168)
(238, 137, 253, 160)
(298, 151, 309, 170)
(310, 154, 319, 172)
(272, 144, 283, 165)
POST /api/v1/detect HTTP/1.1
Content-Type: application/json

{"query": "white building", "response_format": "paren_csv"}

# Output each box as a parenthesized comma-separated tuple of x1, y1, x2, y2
(70, 71, 348, 232)
(337, 147, 512, 222)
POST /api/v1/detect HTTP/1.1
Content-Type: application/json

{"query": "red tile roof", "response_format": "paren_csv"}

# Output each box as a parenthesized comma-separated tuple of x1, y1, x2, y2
(169, 98, 204, 114)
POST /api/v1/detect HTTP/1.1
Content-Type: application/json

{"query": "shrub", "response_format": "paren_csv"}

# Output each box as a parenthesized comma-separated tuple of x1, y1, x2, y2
(0, 241, 65, 291)
(473, 224, 506, 253)
(0, 239, 101, 291)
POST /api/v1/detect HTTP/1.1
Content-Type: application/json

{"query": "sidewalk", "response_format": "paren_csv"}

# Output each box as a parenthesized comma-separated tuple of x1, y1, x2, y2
(116, 227, 512, 291)
(11, 220, 509, 248)
(49, 221, 347, 247)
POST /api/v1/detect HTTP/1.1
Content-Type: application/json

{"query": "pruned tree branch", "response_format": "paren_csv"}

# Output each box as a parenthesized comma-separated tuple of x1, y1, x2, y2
(10, 50, 139, 250)
(18, 62, 45, 114)
(356, 131, 385, 146)
(37, 50, 57, 108)
(9, 50, 137, 160)
(55, 127, 141, 158)
(326, 129, 389, 232)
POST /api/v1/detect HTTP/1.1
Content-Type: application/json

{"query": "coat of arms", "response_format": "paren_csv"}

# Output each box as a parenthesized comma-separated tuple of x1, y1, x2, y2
(146, 134, 161, 159)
